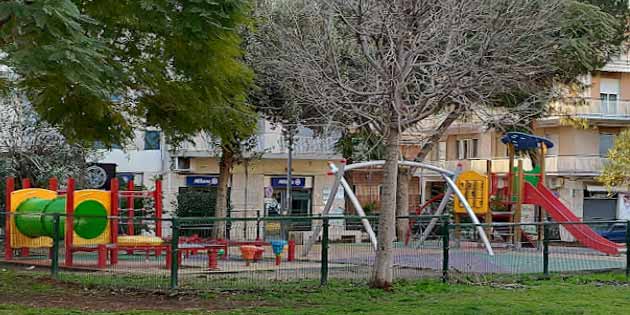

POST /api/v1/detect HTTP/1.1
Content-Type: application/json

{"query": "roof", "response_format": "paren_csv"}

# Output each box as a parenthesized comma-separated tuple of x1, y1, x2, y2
(501, 132, 554, 151)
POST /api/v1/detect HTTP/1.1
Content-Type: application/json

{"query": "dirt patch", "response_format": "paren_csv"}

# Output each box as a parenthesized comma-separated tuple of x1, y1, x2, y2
(0, 273, 273, 312)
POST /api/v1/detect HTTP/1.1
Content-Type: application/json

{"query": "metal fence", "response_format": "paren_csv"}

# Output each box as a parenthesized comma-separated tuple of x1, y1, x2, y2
(1, 212, 630, 290)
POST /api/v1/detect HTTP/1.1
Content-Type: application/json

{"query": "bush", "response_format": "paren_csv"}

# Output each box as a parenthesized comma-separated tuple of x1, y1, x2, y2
(176, 189, 217, 218)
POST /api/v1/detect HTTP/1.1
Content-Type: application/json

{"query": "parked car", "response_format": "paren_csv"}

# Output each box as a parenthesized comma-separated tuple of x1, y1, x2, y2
(597, 223, 627, 243)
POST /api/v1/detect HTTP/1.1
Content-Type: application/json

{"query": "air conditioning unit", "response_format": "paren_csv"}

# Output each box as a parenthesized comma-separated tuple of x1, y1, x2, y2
(548, 177, 564, 189)
(174, 157, 192, 173)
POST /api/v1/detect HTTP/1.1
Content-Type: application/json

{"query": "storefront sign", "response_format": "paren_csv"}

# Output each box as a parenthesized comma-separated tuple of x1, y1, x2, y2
(186, 176, 219, 187)
(271, 177, 306, 188)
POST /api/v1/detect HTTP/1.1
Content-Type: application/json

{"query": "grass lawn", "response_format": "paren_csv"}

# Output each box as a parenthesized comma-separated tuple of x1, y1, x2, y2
(1, 269, 630, 314)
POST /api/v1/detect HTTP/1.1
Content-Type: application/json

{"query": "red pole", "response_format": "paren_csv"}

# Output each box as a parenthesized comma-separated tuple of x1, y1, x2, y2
(48, 177, 58, 192)
(65, 178, 75, 266)
(155, 180, 163, 238)
(18, 178, 30, 257)
(110, 178, 119, 265)
(127, 179, 134, 236)
(288, 240, 295, 262)
(4, 177, 14, 260)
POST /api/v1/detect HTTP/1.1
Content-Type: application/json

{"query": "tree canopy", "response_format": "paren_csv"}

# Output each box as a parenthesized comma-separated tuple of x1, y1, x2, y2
(0, 0, 256, 146)
(599, 129, 630, 190)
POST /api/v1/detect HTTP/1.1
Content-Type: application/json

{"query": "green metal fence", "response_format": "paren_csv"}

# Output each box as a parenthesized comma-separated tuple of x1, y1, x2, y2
(1, 212, 630, 291)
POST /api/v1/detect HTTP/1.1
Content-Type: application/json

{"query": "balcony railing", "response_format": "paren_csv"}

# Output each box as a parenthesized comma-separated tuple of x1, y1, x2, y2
(552, 98, 630, 119)
(255, 134, 339, 156)
(423, 155, 607, 177)
(174, 133, 340, 157)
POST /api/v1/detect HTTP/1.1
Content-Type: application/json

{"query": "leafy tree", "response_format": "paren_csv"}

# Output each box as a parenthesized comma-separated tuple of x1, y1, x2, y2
(599, 129, 630, 190)
(1, 0, 256, 146)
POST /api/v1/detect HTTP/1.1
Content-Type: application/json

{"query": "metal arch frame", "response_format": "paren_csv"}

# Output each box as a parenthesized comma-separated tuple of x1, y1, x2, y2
(301, 160, 495, 257)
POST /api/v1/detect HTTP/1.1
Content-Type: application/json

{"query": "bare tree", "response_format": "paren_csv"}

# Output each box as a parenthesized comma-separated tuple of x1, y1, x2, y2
(0, 90, 95, 187)
(254, 0, 622, 288)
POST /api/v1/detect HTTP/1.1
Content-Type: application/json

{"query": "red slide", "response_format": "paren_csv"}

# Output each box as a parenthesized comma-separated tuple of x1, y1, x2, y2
(524, 183, 623, 255)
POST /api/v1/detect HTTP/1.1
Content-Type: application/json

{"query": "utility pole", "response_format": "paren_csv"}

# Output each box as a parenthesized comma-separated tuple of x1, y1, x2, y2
(286, 131, 294, 215)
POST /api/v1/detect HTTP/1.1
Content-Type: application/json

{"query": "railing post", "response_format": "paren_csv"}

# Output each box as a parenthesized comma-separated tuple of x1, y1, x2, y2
(256, 210, 261, 241)
(170, 218, 179, 290)
(625, 221, 630, 280)
(51, 214, 60, 279)
(320, 217, 329, 286)
(543, 222, 550, 278)
(441, 217, 450, 283)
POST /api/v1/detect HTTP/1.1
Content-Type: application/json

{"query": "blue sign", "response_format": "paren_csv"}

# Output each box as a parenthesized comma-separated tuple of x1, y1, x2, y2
(186, 176, 219, 187)
(117, 173, 134, 184)
(271, 177, 306, 188)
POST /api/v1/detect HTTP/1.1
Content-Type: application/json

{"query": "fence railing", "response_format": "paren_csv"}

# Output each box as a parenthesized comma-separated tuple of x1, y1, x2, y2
(1, 212, 630, 290)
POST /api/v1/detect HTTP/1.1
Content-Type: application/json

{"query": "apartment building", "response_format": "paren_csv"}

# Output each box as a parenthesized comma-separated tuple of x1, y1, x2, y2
(421, 53, 630, 223)
(96, 121, 345, 240)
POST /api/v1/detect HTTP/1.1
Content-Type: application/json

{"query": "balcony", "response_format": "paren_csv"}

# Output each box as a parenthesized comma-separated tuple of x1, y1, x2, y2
(601, 52, 630, 73)
(549, 98, 630, 121)
(173, 133, 341, 159)
(422, 155, 607, 178)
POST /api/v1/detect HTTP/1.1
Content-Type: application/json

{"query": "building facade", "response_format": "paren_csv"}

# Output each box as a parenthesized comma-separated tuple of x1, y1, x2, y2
(96, 120, 346, 241)
(420, 52, 630, 224)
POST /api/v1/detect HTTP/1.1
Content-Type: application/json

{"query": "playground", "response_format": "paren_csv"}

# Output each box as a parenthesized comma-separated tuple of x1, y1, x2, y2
(0, 132, 628, 288)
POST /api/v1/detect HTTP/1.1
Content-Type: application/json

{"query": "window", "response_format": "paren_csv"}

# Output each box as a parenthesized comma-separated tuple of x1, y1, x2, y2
(175, 157, 191, 170)
(94, 141, 122, 150)
(600, 93, 618, 113)
(438, 141, 447, 161)
(600, 78, 620, 114)
(599, 133, 615, 157)
(144, 131, 161, 150)
(456, 139, 479, 160)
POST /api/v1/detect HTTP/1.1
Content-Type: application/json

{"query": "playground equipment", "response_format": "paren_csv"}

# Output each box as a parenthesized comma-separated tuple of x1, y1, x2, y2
(302, 159, 495, 257)
(444, 132, 623, 255)
(271, 240, 287, 265)
(3, 177, 166, 268)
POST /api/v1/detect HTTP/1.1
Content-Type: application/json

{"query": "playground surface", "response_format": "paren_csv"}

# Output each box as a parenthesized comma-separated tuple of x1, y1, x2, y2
(1, 242, 625, 285)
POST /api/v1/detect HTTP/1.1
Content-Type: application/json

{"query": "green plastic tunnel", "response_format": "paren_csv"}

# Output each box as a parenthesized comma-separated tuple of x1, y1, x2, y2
(14, 197, 108, 240)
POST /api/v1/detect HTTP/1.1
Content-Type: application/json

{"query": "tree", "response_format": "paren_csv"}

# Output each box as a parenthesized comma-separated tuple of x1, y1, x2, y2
(599, 129, 630, 190)
(1, 1, 256, 146)
(0, 89, 95, 192)
(394, 0, 628, 242)
(259, 0, 623, 288)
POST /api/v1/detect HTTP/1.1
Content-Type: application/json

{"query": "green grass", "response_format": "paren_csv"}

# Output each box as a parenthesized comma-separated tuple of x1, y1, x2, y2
(2, 269, 630, 314)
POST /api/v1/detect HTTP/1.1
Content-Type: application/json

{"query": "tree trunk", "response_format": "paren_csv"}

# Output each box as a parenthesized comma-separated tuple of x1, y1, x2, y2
(395, 167, 411, 241)
(371, 127, 399, 289)
(213, 146, 234, 239)
(395, 108, 463, 242)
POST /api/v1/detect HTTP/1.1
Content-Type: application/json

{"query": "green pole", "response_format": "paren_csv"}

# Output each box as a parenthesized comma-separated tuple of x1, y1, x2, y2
(441, 217, 449, 283)
(625, 221, 630, 280)
(543, 222, 550, 278)
(170, 218, 179, 290)
(50, 214, 60, 279)
(320, 217, 329, 286)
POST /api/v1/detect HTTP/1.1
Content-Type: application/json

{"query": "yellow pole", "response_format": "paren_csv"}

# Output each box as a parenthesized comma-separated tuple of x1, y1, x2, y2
(485, 159, 493, 238)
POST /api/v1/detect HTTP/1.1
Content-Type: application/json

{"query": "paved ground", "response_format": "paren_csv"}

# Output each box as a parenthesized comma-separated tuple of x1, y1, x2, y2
(0, 241, 625, 285)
